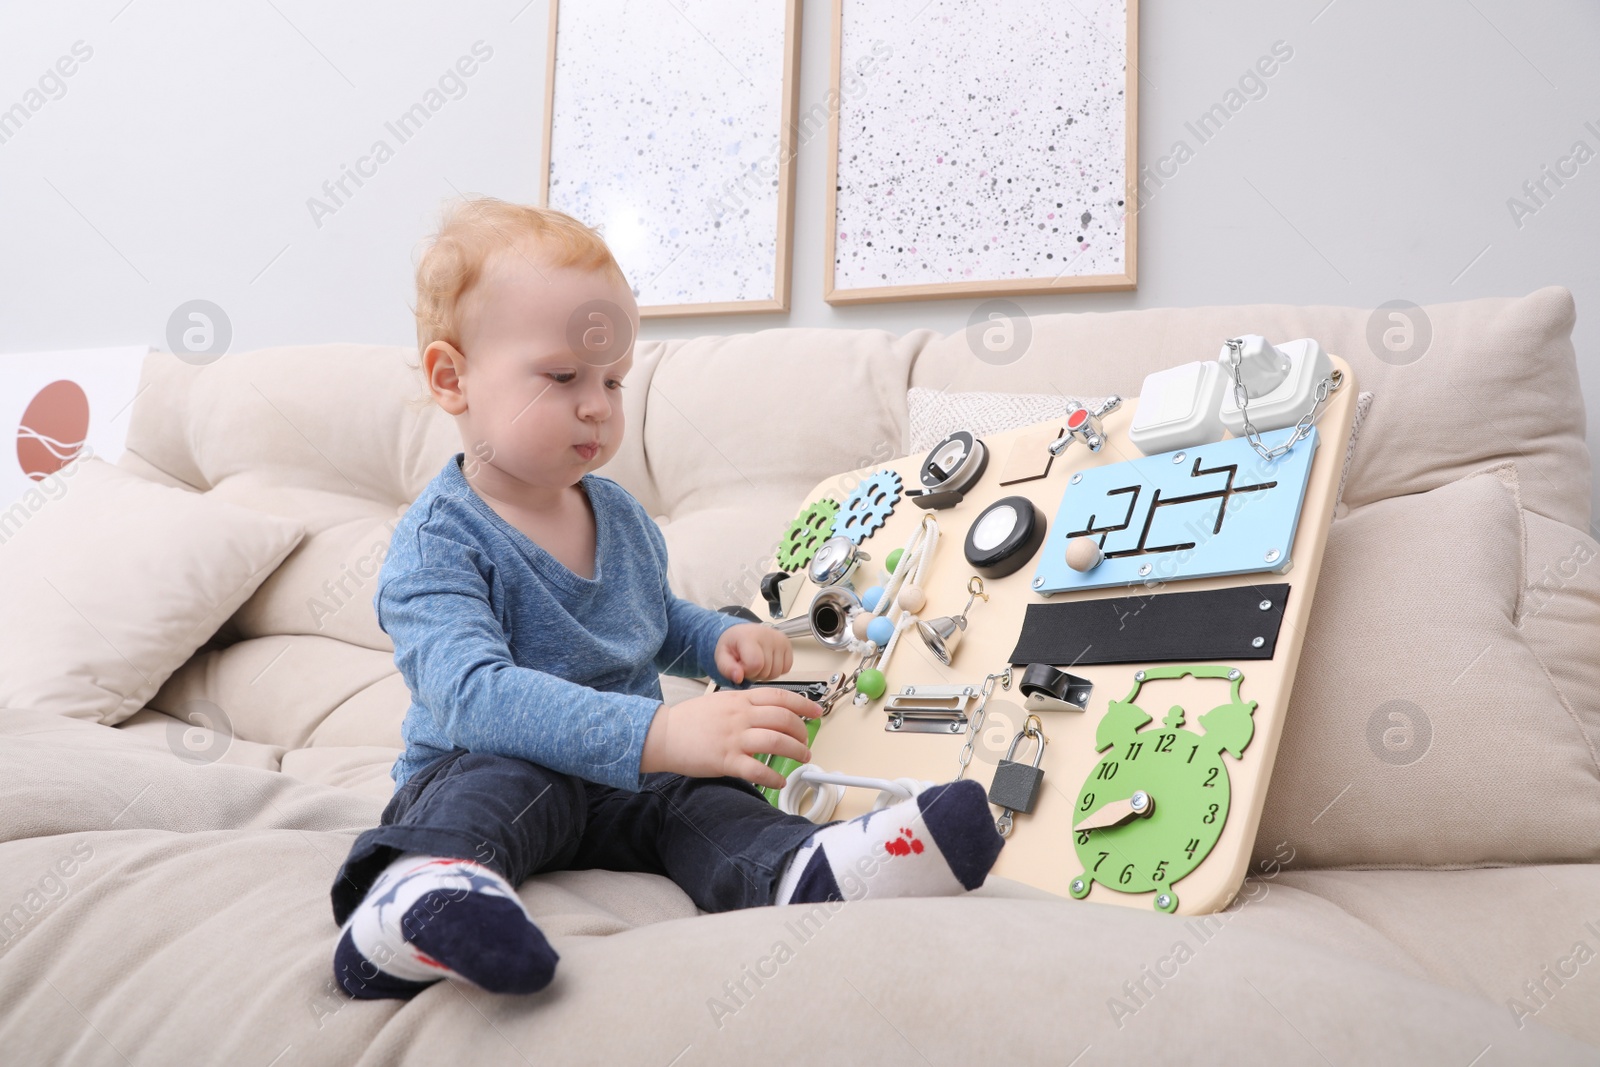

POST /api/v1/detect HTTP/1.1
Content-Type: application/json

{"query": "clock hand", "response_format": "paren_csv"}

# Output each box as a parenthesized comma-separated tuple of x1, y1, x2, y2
(1074, 789, 1155, 831)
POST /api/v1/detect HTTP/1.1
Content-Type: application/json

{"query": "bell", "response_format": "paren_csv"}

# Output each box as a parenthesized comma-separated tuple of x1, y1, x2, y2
(916, 614, 967, 666)
(916, 575, 989, 667)
(807, 535, 870, 589)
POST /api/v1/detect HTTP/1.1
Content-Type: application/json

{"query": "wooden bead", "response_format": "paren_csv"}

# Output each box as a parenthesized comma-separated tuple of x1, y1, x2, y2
(851, 613, 872, 640)
(1066, 536, 1105, 573)
(896, 584, 927, 614)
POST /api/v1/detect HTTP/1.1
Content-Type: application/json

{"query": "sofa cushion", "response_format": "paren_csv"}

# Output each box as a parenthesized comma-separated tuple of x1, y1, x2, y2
(0, 455, 303, 726)
(1270, 864, 1600, 1047)
(119, 344, 459, 503)
(5, 709, 1594, 1062)
(622, 327, 929, 517)
(620, 327, 931, 605)
(146, 634, 400, 751)
(1518, 511, 1600, 764)
(1254, 463, 1600, 869)
(116, 707, 287, 772)
(906, 386, 1114, 453)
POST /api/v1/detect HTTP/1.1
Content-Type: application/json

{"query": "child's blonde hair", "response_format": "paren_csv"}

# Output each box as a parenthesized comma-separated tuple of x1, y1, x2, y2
(406, 197, 628, 408)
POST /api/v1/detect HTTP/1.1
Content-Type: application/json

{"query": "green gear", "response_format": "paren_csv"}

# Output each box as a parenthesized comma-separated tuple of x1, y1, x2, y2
(775, 498, 840, 572)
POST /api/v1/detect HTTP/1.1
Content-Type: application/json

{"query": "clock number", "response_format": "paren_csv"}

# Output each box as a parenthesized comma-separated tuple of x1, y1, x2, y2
(1096, 761, 1119, 780)
(1203, 766, 1219, 788)
(1119, 864, 1135, 885)
(1076, 831, 1090, 846)
(1153, 860, 1168, 882)
(1155, 732, 1175, 753)
(1187, 744, 1199, 764)
(1202, 803, 1219, 824)
(1124, 741, 1143, 761)
(1080, 792, 1095, 812)
(1094, 851, 1110, 872)
(1184, 837, 1200, 858)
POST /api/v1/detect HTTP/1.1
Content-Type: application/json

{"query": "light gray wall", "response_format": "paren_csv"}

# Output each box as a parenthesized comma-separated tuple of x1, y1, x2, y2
(3, 1, 1597, 509)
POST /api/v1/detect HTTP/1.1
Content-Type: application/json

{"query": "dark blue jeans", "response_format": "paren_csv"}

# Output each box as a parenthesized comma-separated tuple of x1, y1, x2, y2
(330, 749, 824, 927)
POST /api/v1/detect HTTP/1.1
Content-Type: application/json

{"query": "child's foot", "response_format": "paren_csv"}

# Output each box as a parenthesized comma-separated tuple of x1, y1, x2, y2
(773, 778, 1003, 905)
(334, 853, 558, 1000)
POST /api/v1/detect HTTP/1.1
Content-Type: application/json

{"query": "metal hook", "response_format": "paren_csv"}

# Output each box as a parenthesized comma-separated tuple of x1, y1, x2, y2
(1022, 713, 1048, 744)
(959, 575, 989, 620)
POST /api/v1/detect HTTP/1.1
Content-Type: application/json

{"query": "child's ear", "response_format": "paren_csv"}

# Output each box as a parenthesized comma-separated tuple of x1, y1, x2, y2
(423, 341, 469, 415)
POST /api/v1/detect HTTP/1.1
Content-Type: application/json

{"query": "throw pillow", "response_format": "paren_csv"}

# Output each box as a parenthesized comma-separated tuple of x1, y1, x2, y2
(1253, 463, 1600, 869)
(0, 456, 305, 725)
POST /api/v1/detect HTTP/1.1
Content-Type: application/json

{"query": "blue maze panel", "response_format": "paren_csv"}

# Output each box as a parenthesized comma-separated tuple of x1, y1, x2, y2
(1032, 426, 1320, 595)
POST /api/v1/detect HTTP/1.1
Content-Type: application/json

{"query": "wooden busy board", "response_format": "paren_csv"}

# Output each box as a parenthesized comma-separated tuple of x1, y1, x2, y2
(741, 355, 1358, 915)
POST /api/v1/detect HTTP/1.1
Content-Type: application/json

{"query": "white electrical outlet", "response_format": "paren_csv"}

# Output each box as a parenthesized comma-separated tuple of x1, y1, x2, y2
(1127, 335, 1334, 456)
(1127, 359, 1228, 455)
(1216, 337, 1333, 437)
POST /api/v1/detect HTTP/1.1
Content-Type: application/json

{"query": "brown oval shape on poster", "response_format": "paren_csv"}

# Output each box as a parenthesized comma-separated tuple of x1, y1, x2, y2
(17, 379, 90, 480)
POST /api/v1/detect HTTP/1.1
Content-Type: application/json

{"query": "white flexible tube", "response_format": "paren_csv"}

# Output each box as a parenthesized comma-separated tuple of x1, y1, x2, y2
(875, 515, 935, 618)
(779, 775, 845, 823)
(837, 515, 941, 690)
(877, 516, 938, 673)
(778, 764, 933, 823)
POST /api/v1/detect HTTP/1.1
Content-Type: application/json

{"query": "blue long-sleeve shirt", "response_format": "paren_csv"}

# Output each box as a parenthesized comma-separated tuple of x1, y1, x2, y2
(376, 452, 747, 792)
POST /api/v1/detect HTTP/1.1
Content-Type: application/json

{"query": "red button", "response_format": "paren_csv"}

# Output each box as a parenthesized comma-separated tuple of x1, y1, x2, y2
(1067, 408, 1088, 429)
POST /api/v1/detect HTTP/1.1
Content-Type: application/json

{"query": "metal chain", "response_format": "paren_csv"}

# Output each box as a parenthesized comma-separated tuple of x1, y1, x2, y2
(848, 643, 888, 707)
(817, 656, 870, 715)
(1224, 337, 1344, 463)
(957, 665, 1011, 779)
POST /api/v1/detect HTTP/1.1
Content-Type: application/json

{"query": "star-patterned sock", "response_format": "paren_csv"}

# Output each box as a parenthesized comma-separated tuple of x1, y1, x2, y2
(334, 852, 558, 1000)
(772, 778, 1004, 906)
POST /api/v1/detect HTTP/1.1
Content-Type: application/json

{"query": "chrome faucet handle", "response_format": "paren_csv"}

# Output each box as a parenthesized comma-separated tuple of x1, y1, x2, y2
(1047, 395, 1122, 456)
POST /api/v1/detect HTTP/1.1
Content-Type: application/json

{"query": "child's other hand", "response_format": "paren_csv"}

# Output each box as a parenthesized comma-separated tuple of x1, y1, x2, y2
(641, 687, 822, 787)
(714, 623, 793, 685)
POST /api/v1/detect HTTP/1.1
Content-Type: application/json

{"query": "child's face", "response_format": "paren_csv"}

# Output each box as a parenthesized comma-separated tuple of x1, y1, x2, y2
(441, 250, 638, 498)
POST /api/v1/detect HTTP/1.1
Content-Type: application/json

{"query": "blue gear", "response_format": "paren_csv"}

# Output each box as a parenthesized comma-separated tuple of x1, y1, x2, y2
(832, 469, 902, 544)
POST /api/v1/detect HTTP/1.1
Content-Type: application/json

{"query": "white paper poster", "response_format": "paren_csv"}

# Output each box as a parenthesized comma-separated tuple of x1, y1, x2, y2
(1, 345, 149, 508)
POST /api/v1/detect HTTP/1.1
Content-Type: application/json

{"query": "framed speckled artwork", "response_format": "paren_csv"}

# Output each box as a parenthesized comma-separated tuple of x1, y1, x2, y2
(825, 0, 1139, 304)
(540, 0, 802, 317)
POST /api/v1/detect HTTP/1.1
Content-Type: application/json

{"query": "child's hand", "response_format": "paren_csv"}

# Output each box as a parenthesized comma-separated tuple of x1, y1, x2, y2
(640, 687, 822, 787)
(714, 623, 793, 685)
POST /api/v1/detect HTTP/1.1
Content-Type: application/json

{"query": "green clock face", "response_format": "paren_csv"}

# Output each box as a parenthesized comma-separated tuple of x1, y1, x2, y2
(1068, 666, 1257, 913)
(1072, 727, 1230, 899)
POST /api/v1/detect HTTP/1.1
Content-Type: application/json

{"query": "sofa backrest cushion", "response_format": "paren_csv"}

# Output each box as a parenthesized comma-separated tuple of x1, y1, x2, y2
(1254, 463, 1600, 868)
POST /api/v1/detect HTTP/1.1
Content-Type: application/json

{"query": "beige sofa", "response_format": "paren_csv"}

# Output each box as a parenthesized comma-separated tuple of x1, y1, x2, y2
(2, 285, 1598, 1063)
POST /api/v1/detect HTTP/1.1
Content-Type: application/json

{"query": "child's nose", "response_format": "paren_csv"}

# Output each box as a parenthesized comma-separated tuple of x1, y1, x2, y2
(576, 381, 612, 420)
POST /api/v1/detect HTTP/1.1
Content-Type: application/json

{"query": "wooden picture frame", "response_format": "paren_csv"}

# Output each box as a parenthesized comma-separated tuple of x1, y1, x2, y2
(824, 0, 1139, 305)
(540, 0, 802, 318)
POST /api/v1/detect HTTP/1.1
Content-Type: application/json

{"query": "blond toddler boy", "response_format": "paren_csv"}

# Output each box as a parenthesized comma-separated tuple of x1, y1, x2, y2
(329, 199, 1003, 1000)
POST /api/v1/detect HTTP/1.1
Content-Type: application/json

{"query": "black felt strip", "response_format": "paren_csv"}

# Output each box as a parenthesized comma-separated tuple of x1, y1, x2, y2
(1007, 583, 1291, 667)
